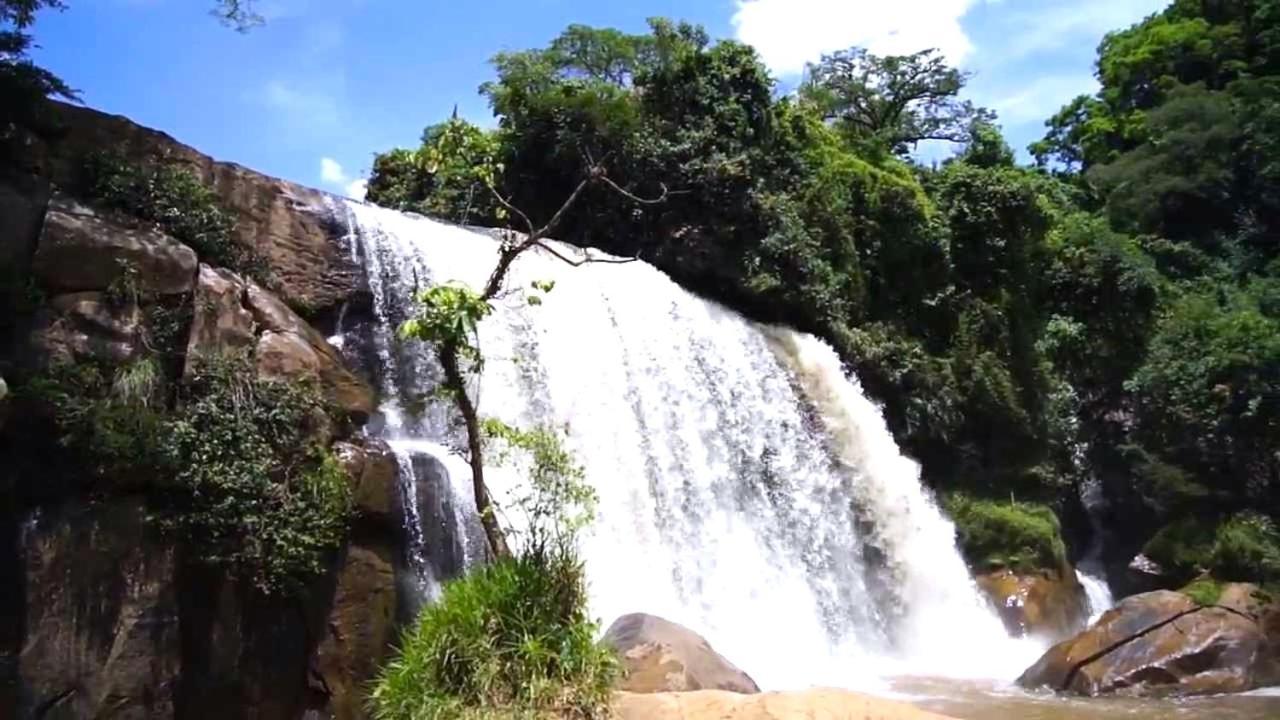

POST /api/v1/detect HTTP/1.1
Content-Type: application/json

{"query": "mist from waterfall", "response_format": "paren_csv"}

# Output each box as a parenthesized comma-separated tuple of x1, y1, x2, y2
(337, 199, 1045, 689)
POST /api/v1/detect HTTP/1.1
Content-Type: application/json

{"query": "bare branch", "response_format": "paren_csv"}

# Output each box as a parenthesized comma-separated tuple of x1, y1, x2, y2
(596, 174, 670, 205)
(486, 184, 536, 237)
(532, 240, 640, 267)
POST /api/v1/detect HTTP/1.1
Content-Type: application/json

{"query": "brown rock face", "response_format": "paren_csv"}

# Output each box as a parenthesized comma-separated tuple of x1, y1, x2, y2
(185, 265, 256, 369)
(613, 689, 958, 720)
(39, 103, 363, 316)
(1217, 583, 1280, 686)
(32, 196, 198, 296)
(310, 544, 398, 720)
(29, 291, 146, 366)
(17, 499, 181, 719)
(0, 177, 51, 274)
(603, 614, 760, 694)
(244, 283, 374, 421)
(1018, 590, 1270, 697)
(334, 439, 399, 528)
(185, 264, 374, 422)
(976, 568, 1089, 641)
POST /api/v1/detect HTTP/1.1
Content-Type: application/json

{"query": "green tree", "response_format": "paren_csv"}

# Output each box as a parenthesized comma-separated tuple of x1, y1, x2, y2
(801, 48, 994, 155)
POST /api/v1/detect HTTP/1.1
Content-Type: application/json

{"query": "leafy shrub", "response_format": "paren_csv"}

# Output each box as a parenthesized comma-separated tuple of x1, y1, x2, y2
(943, 493, 1068, 573)
(160, 353, 351, 595)
(82, 149, 270, 282)
(1141, 515, 1217, 582)
(1210, 512, 1280, 584)
(22, 358, 167, 481)
(1144, 512, 1280, 586)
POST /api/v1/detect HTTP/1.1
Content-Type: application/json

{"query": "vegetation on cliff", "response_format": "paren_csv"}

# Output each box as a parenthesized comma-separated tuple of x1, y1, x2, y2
(8, 150, 352, 596)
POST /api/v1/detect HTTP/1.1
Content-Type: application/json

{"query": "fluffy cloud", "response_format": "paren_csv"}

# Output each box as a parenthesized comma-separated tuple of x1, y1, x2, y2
(732, 0, 984, 76)
(318, 157, 367, 200)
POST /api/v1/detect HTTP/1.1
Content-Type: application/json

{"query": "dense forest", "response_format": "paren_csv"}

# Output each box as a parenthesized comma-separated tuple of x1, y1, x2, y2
(364, 2, 1280, 589)
(3, 0, 1280, 717)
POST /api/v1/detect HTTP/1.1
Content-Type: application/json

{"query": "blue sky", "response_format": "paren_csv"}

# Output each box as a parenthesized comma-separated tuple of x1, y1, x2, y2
(30, 0, 1169, 198)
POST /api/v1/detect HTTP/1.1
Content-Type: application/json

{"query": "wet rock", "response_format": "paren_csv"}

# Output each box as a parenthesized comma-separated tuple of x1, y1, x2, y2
(976, 568, 1089, 641)
(32, 195, 197, 296)
(1217, 583, 1280, 686)
(28, 291, 146, 366)
(613, 688, 956, 720)
(310, 544, 398, 720)
(603, 614, 759, 694)
(334, 438, 398, 529)
(1127, 553, 1176, 594)
(16, 499, 180, 719)
(1018, 589, 1271, 696)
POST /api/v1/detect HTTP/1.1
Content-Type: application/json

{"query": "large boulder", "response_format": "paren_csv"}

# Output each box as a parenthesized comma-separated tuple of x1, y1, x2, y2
(1217, 583, 1280, 686)
(976, 567, 1089, 641)
(1018, 589, 1271, 696)
(31, 196, 197, 296)
(244, 283, 374, 421)
(185, 265, 256, 369)
(15, 499, 181, 719)
(309, 544, 399, 720)
(184, 264, 374, 422)
(333, 438, 399, 529)
(27, 291, 146, 367)
(613, 689, 956, 720)
(602, 614, 759, 694)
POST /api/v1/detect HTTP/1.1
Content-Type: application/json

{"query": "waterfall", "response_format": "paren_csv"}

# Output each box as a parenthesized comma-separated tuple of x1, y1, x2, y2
(1076, 476, 1115, 623)
(336, 199, 1044, 688)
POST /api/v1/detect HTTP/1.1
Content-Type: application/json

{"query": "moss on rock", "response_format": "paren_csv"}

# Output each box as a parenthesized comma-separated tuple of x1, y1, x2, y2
(943, 493, 1068, 573)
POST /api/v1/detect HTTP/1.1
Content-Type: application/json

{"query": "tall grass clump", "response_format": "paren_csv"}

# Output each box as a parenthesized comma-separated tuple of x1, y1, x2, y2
(369, 421, 617, 720)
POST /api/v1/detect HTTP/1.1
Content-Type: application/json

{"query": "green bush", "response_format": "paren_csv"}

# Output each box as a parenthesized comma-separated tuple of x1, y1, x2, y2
(1144, 512, 1280, 586)
(82, 149, 270, 282)
(1141, 516, 1217, 582)
(943, 493, 1068, 573)
(1210, 512, 1280, 584)
(160, 354, 351, 595)
(370, 550, 616, 720)
(22, 358, 168, 481)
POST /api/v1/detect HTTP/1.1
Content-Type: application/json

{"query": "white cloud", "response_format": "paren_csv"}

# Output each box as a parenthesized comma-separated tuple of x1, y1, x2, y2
(320, 156, 345, 184)
(262, 80, 341, 131)
(318, 157, 366, 199)
(990, 74, 1100, 124)
(732, 0, 985, 76)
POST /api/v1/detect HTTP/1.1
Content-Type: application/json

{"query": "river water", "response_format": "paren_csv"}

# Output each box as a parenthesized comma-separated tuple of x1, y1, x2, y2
(900, 678, 1280, 719)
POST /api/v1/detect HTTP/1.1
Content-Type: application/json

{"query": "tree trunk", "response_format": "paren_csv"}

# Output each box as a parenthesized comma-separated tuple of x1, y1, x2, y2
(439, 340, 511, 561)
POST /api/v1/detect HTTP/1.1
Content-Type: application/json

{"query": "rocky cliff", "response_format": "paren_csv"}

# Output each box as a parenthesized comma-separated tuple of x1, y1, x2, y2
(0, 103, 403, 720)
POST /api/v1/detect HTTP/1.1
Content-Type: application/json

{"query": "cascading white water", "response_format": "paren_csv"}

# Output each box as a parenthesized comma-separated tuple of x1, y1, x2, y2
(1076, 476, 1115, 623)
(1077, 570, 1114, 624)
(338, 199, 1044, 688)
